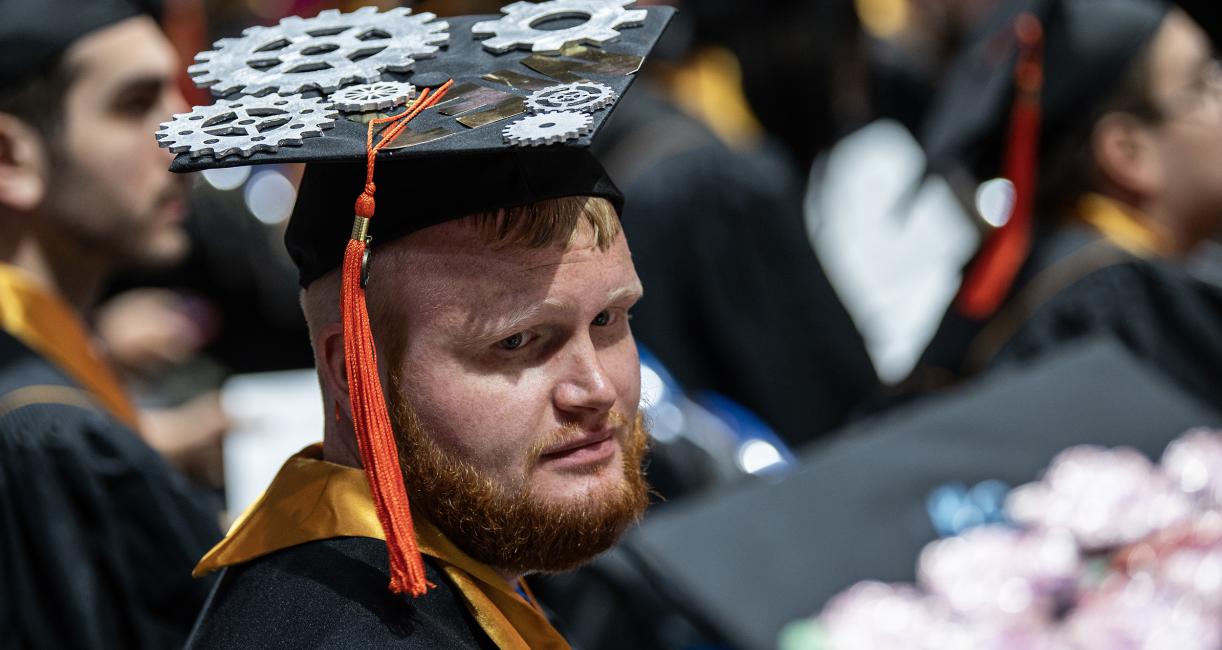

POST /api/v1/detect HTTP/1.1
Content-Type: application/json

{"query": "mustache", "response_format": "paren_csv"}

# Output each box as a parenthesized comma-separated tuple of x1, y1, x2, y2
(526, 411, 634, 464)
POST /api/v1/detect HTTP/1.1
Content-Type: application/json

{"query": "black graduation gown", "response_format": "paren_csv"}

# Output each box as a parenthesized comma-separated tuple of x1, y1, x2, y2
(595, 91, 879, 447)
(992, 255, 1222, 411)
(186, 536, 499, 649)
(0, 331, 221, 649)
(908, 224, 1222, 413)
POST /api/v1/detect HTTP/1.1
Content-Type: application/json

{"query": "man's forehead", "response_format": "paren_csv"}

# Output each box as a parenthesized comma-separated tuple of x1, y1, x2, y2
(64, 15, 175, 85)
(376, 226, 635, 313)
(1146, 10, 1210, 91)
(1164, 9, 1212, 61)
(418, 239, 607, 269)
(399, 215, 619, 270)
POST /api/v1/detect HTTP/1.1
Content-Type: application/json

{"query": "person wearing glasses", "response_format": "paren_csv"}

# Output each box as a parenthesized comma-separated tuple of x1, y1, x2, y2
(903, 0, 1222, 414)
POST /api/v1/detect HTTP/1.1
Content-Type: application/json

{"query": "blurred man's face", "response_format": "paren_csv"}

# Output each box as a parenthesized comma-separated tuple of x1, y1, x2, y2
(378, 216, 650, 574)
(1145, 10, 1222, 242)
(41, 15, 189, 269)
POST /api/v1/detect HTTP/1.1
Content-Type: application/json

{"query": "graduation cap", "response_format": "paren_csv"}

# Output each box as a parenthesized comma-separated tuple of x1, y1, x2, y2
(921, 0, 1212, 320)
(0, 0, 160, 91)
(157, 1, 674, 597)
(622, 336, 1222, 649)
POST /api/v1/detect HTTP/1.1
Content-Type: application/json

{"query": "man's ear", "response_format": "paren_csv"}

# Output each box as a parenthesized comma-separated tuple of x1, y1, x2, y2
(1091, 112, 1162, 200)
(316, 321, 351, 418)
(0, 114, 48, 212)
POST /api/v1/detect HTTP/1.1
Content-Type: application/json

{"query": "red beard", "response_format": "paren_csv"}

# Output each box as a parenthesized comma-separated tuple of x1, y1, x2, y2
(388, 372, 651, 575)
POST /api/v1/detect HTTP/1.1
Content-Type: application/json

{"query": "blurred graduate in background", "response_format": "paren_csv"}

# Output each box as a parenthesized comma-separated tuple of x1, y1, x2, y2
(907, 0, 1222, 411)
(0, 0, 221, 646)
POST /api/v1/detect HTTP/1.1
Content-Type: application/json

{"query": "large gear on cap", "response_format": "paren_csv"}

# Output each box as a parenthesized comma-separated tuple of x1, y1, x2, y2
(331, 81, 417, 112)
(472, 0, 647, 54)
(155, 95, 338, 159)
(524, 81, 616, 113)
(188, 7, 449, 97)
(502, 111, 593, 146)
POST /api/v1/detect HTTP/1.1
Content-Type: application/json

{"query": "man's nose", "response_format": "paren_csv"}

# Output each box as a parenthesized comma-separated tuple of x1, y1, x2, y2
(552, 338, 617, 419)
(156, 89, 190, 160)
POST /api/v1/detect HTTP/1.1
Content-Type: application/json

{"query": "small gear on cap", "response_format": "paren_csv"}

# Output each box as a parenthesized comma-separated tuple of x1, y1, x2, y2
(472, 0, 647, 54)
(331, 81, 417, 112)
(524, 82, 617, 114)
(155, 95, 338, 159)
(189, 6, 449, 97)
(502, 111, 593, 146)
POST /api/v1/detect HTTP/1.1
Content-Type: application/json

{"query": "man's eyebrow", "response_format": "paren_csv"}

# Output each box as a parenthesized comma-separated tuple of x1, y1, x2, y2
(454, 284, 642, 349)
(456, 298, 569, 348)
(108, 73, 171, 99)
(607, 284, 644, 304)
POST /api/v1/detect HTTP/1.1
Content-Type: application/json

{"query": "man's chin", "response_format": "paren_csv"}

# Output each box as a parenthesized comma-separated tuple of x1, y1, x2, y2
(390, 380, 652, 575)
(127, 228, 190, 269)
(529, 466, 631, 506)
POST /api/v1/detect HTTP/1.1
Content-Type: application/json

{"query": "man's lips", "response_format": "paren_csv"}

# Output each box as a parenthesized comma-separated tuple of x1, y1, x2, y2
(160, 196, 186, 223)
(540, 425, 625, 469)
(156, 182, 188, 223)
(542, 428, 615, 456)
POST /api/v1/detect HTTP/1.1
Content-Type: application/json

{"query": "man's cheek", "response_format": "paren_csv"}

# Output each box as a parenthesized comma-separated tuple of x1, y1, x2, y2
(609, 356, 642, 408)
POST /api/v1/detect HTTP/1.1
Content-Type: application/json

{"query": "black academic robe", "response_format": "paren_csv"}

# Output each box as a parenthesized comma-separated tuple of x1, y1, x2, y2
(0, 331, 221, 649)
(186, 537, 498, 649)
(991, 255, 1222, 411)
(908, 224, 1222, 413)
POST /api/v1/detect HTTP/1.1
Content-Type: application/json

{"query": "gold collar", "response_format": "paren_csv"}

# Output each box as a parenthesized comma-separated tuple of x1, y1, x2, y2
(196, 444, 570, 650)
(1076, 194, 1175, 258)
(0, 263, 139, 429)
(664, 46, 763, 150)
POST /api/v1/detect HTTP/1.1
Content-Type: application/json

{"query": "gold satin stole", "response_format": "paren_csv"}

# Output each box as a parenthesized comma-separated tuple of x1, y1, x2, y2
(196, 444, 571, 650)
(0, 263, 139, 429)
(1076, 193, 1175, 258)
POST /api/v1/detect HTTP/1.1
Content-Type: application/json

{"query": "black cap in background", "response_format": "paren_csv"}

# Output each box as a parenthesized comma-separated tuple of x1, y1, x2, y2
(922, 0, 1169, 184)
(0, 0, 161, 91)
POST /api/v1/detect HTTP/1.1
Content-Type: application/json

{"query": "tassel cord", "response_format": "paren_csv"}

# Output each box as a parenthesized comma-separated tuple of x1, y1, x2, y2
(340, 81, 454, 596)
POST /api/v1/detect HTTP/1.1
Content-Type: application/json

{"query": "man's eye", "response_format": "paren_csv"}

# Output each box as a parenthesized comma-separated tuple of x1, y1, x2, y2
(592, 310, 613, 327)
(496, 332, 528, 351)
(114, 92, 158, 118)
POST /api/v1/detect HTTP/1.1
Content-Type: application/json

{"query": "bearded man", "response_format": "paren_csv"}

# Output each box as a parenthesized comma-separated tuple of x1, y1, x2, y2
(181, 4, 672, 646)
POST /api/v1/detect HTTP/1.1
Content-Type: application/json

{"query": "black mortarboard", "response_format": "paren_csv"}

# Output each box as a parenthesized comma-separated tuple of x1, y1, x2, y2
(623, 336, 1222, 649)
(157, 1, 673, 599)
(160, 3, 673, 286)
(923, 0, 1170, 184)
(0, 0, 161, 91)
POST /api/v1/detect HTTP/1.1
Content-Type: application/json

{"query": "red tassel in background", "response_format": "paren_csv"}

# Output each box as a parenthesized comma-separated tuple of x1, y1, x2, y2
(956, 13, 1045, 320)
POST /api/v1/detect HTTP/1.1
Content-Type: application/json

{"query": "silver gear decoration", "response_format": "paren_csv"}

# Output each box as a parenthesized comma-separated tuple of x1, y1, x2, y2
(502, 111, 593, 146)
(525, 81, 617, 113)
(331, 81, 417, 112)
(472, 0, 647, 54)
(189, 6, 449, 97)
(155, 95, 338, 158)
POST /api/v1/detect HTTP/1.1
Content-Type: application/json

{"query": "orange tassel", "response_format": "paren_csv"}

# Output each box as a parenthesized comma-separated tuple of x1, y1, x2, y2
(341, 234, 431, 595)
(957, 13, 1044, 320)
(339, 81, 453, 596)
